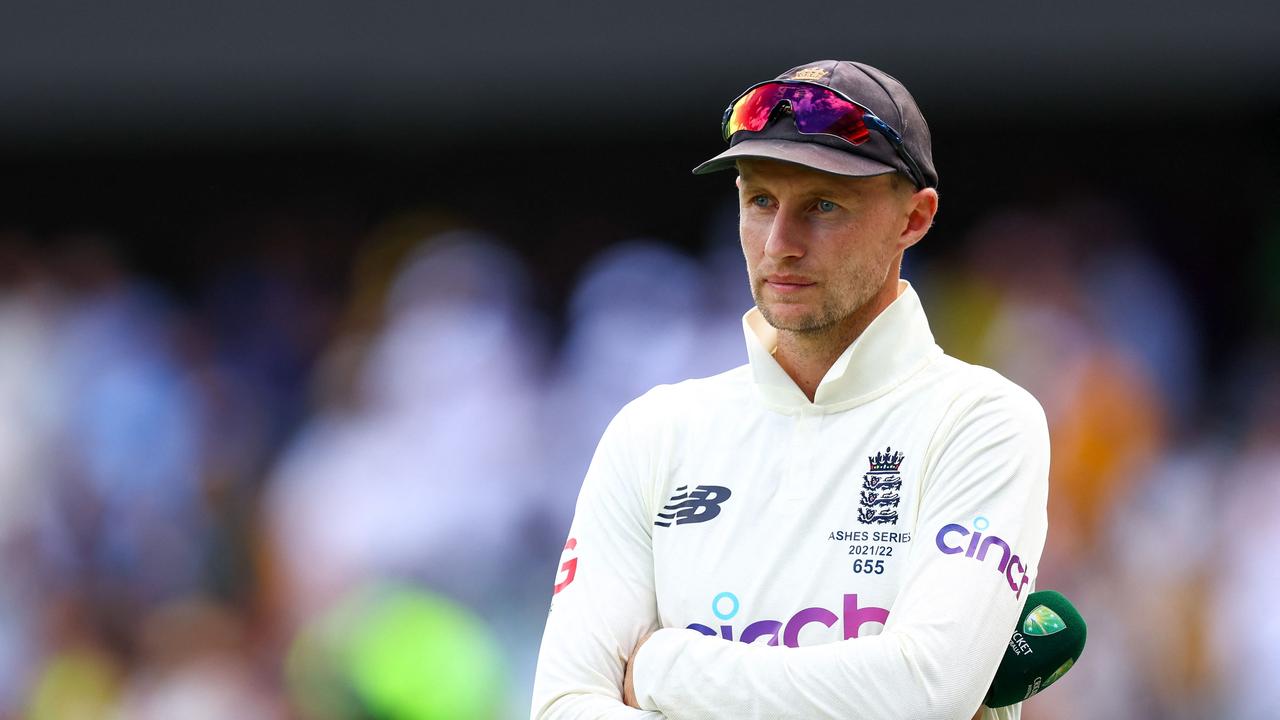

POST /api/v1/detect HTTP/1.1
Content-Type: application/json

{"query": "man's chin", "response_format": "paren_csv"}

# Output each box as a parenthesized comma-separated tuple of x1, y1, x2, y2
(758, 304, 831, 334)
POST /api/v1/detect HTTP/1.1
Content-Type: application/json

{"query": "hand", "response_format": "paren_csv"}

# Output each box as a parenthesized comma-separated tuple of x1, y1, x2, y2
(622, 630, 654, 708)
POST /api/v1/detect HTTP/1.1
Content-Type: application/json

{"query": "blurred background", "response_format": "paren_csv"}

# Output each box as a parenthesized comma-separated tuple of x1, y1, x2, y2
(2, 2, 1278, 718)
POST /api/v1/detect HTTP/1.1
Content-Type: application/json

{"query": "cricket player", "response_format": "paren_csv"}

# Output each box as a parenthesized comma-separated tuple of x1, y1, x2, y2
(531, 59, 1050, 720)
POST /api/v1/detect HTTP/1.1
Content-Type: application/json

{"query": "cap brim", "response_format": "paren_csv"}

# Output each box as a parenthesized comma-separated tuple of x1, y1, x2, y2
(692, 138, 898, 178)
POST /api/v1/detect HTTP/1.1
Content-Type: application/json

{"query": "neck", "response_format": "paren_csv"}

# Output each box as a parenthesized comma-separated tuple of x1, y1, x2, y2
(773, 278, 903, 402)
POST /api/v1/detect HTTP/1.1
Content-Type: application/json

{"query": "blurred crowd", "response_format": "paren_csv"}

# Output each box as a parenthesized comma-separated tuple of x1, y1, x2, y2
(0, 190, 1277, 719)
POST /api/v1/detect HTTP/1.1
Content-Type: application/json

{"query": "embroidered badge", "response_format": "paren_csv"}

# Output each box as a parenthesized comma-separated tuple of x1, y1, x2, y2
(791, 66, 830, 81)
(858, 447, 903, 525)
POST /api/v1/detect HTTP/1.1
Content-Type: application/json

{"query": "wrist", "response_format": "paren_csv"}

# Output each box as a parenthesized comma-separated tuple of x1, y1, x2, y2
(630, 627, 682, 712)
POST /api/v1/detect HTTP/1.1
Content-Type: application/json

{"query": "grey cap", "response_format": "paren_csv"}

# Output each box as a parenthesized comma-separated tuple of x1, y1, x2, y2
(693, 60, 938, 189)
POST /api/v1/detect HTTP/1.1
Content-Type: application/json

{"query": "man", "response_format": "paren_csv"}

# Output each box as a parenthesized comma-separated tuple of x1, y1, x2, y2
(531, 59, 1049, 720)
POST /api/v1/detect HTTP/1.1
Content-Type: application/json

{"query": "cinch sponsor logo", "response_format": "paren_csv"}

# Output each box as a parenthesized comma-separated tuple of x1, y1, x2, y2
(686, 592, 889, 647)
(934, 516, 1031, 599)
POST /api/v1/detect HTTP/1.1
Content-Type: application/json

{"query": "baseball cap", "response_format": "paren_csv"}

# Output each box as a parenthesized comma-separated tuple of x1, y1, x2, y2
(693, 60, 938, 189)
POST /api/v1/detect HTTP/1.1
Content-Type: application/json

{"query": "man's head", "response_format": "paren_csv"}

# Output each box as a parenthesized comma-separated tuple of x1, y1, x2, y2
(696, 60, 939, 339)
(735, 157, 936, 336)
(694, 60, 938, 191)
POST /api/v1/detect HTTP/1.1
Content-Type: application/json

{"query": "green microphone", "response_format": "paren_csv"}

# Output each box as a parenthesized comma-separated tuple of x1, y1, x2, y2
(984, 590, 1087, 708)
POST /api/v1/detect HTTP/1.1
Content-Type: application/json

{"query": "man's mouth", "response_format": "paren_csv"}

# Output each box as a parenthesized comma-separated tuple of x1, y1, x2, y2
(764, 275, 815, 292)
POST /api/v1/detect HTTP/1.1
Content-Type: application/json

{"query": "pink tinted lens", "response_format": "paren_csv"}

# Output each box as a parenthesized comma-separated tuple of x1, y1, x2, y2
(725, 84, 791, 137)
(788, 88, 872, 145)
(725, 83, 872, 146)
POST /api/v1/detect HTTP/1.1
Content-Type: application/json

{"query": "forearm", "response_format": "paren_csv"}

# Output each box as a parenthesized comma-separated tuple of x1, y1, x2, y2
(531, 394, 672, 720)
(533, 603, 665, 720)
(536, 693, 666, 720)
(631, 626, 991, 720)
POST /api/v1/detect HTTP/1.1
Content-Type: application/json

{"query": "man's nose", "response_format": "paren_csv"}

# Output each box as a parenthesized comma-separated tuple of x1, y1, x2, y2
(764, 210, 806, 260)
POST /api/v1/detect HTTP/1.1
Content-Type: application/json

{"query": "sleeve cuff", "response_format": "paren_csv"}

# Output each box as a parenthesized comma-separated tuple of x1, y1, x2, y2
(632, 627, 691, 712)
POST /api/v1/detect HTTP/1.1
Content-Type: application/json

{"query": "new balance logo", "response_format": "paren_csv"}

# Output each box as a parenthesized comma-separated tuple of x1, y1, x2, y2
(655, 485, 732, 527)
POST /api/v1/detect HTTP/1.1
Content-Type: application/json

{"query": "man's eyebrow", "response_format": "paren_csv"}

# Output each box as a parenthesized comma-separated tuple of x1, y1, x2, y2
(737, 176, 866, 200)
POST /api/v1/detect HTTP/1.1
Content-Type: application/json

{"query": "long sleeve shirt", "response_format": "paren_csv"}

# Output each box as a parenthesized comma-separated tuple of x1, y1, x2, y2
(531, 282, 1050, 720)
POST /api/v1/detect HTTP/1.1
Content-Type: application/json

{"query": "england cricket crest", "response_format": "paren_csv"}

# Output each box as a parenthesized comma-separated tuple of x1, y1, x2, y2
(858, 447, 904, 525)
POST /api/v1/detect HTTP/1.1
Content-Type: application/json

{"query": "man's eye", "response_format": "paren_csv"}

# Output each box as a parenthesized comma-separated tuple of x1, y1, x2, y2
(817, 200, 837, 213)
(751, 195, 771, 208)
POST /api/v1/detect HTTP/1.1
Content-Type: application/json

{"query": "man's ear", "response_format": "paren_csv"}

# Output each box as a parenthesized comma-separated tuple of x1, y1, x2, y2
(900, 188, 939, 250)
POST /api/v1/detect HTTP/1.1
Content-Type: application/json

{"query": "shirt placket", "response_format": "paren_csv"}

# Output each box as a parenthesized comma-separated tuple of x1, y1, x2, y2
(782, 409, 820, 500)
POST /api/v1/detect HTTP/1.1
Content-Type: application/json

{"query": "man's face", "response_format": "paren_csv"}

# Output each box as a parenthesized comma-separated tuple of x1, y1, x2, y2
(737, 158, 913, 335)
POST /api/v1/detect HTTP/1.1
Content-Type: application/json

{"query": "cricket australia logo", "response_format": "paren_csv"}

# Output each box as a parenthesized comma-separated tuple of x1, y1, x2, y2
(858, 447, 904, 525)
(655, 485, 732, 528)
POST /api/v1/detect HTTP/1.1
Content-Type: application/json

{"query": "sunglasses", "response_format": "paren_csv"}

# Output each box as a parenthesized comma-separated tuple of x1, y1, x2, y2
(721, 80, 927, 189)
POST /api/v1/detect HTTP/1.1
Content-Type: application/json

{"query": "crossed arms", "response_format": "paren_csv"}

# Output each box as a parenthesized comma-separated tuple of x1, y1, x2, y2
(531, 387, 1048, 720)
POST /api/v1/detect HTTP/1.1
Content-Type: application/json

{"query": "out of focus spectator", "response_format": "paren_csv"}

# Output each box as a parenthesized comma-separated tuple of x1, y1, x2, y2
(49, 236, 209, 608)
(265, 228, 547, 621)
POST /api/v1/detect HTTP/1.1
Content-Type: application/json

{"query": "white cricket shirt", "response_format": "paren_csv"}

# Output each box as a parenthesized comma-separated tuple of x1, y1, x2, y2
(532, 282, 1050, 720)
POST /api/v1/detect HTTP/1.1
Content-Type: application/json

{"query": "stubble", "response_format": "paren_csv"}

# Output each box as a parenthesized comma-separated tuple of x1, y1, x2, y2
(752, 259, 888, 338)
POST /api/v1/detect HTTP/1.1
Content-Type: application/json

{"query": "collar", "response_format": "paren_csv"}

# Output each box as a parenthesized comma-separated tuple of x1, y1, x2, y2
(742, 280, 942, 414)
